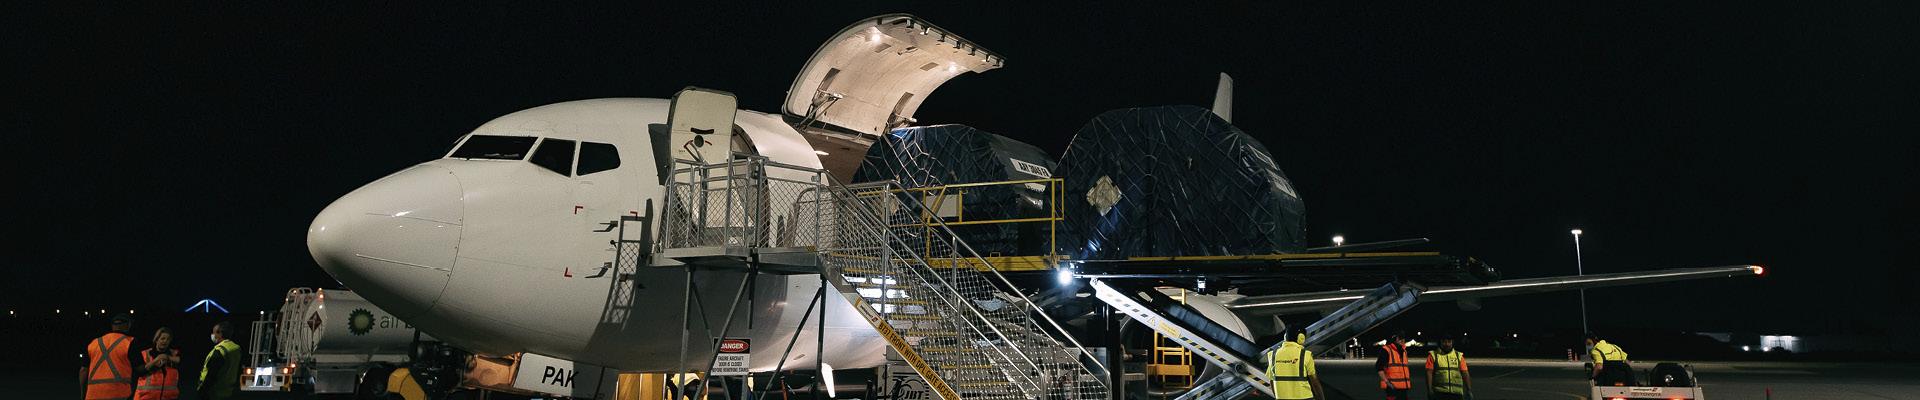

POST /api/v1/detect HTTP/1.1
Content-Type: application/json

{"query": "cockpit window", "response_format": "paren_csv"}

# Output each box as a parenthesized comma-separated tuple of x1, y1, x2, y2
(531, 138, 576, 176)
(577, 142, 620, 176)
(448, 135, 537, 160)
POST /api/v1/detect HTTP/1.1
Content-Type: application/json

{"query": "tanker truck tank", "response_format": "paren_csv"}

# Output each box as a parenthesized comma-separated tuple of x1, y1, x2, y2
(243, 288, 429, 395)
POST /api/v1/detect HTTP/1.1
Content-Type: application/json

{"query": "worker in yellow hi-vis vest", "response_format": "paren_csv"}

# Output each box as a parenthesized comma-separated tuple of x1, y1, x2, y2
(1586, 332, 1633, 386)
(1264, 331, 1324, 400)
(1424, 335, 1471, 400)
(197, 321, 242, 400)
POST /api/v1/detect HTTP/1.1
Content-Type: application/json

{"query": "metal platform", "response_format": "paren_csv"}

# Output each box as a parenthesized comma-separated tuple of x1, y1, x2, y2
(653, 245, 821, 274)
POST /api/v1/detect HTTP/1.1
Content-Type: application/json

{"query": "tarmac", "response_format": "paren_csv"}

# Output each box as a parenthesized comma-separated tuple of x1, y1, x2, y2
(1316, 358, 1920, 400)
(10, 359, 1919, 399)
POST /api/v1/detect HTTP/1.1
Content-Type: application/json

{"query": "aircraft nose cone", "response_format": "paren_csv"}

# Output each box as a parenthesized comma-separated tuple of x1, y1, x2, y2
(308, 164, 463, 319)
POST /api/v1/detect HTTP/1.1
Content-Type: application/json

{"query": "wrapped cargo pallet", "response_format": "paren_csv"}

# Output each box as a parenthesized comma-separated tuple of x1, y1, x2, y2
(853, 124, 1058, 256)
(1057, 105, 1306, 259)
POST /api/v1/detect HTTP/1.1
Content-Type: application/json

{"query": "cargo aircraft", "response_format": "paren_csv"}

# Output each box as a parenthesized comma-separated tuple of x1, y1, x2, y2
(306, 13, 1761, 398)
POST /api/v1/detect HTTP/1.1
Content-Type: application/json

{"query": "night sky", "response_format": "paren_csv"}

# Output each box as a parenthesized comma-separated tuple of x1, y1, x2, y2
(9, 3, 1917, 336)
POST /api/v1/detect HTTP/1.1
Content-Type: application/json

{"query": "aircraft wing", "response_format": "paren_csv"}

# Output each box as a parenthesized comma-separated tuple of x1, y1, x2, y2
(1222, 265, 1764, 316)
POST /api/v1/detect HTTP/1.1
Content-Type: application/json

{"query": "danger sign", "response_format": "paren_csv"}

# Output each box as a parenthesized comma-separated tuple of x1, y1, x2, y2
(711, 338, 751, 376)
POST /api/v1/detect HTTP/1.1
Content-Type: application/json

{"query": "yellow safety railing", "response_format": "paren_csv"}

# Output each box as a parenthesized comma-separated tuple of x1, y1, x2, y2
(853, 178, 1065, 271)
(1150, 289, 1196, 391)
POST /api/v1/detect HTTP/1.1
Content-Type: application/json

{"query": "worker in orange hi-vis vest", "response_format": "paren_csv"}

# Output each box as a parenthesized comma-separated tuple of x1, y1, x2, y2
(82, 314, 166, 400)
(134, 327, 184, 400)
(1374, 332, 1413, 400)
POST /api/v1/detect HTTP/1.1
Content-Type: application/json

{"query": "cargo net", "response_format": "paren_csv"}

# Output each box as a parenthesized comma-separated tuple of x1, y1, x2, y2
(1057, 105, 1307, 259)
(853, 124, 1059, 257)
(660, 156, 831, 249)
(813, 180, 1108, 400)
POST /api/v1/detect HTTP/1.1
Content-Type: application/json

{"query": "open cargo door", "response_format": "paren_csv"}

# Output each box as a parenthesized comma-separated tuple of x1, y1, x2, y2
(785, 14, 1003, 179)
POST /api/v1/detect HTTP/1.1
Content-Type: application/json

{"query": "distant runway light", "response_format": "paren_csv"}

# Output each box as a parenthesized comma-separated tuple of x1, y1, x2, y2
(1332, 235, 1345, 246)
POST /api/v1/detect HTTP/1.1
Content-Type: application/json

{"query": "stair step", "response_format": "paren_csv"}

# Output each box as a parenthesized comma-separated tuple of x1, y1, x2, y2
(911, 346, 967, 354)
(884, 313, 946, 321)
(846, 281, 902, 289)
(894, 329, 962, 337)
(938, 364, 995, 370)
(951, 381, 1014, 388)
(837, 266, 893, 275)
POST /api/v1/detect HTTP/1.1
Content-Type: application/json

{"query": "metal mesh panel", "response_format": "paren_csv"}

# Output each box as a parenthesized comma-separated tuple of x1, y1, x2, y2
(601, 240, 645, 324)
(661, 157, 828, 250)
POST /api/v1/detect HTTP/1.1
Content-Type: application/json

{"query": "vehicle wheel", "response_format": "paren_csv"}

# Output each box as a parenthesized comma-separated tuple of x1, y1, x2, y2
(355, 364, 397, 400)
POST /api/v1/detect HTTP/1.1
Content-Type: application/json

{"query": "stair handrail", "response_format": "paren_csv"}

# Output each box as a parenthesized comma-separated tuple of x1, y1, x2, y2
(820, 180, 1051, 395)
(827, 176, 1111, 383)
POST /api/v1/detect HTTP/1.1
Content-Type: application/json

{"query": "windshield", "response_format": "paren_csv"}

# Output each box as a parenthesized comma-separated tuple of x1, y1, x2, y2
(448, 135, 537, 160)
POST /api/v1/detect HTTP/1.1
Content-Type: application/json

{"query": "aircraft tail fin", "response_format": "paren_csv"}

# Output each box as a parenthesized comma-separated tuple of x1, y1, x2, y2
(1212, 73, 1234, 123)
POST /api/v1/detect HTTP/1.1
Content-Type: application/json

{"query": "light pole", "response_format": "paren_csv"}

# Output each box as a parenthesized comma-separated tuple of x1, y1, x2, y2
(1571, 229, 1587, 336)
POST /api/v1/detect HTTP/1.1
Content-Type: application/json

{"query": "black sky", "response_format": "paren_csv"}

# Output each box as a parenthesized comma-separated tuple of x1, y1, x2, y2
(8, 2, 1917, 335)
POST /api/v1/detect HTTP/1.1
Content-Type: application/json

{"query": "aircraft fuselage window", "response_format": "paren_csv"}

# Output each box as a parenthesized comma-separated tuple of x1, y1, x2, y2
(531, 138, 577, 176)
(577, 142, 620, 176)
(448, 135, 537, 160)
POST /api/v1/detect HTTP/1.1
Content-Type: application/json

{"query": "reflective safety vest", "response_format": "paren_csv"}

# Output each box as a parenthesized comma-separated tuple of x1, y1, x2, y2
(1427, 349, 1468, 395)
(1265, 341, 1316, 400)
(1590, 340, 1628, 362)
(200, 339, 242, 399)
(1380, 344, 1411, 390)
(136, 349, 182, 400)
(85, 332, 135, 400)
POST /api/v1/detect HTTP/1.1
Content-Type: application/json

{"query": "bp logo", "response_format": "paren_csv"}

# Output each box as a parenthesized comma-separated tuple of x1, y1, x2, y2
(347, 309, 375, 335)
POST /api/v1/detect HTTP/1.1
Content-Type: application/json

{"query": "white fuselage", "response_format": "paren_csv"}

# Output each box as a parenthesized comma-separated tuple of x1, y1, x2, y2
(307, 98, 886, 372)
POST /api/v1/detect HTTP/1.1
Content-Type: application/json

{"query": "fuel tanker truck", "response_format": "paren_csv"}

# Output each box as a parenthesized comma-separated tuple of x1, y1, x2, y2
(243, 288, 428, 395)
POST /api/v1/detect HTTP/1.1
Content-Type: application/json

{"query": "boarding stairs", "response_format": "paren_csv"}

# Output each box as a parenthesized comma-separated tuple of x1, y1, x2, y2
(1092, 279, 1425, 400)
(656, 156, 1109, 400)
